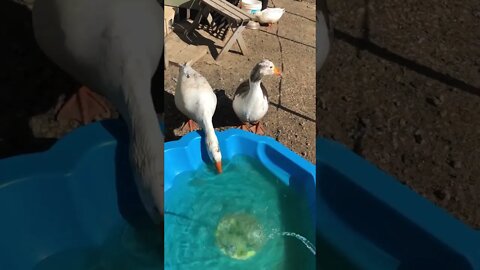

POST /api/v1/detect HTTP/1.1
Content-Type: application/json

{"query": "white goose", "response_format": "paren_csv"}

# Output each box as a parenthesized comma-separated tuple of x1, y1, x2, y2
(232, 60, 281, 135)
(255, 8, 285, 26)
(174, 63, 222, 173)
(32, 0, 165, 223)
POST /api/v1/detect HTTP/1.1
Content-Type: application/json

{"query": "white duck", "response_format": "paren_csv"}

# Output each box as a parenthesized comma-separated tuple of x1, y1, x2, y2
(32, 0, 165, 223)
(232, 60, 281, 135)
(255, 8, 285, 26)
(174, 63, 222, 173)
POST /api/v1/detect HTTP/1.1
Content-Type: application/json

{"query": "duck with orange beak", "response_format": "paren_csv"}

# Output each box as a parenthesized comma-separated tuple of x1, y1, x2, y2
(174, 63, 223, 173)
(233, 60, 282, 135)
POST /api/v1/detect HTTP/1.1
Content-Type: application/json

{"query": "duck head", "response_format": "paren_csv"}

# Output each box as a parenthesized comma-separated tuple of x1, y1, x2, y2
(250, 60, 282, 82)
(178, 63, 193, 79)
(206, 133, 223, 173)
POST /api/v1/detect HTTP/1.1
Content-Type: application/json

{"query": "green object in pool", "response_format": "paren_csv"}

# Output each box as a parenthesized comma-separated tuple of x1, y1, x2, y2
(215, 213, 265, 260)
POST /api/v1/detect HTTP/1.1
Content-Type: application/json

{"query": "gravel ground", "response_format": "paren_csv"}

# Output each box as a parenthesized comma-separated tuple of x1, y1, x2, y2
(318, 0, 480, 228)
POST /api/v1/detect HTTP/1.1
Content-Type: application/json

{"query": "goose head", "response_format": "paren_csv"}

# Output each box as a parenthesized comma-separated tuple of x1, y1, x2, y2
(178, 61, 196, 78)
(250, 60, 282, 82)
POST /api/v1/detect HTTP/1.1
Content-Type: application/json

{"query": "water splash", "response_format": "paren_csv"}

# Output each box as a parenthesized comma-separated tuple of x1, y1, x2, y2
(267, 229, 316, 255)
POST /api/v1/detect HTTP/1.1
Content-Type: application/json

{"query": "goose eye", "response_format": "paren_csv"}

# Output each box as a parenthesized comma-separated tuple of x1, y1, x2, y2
(270, 66, 273, 69)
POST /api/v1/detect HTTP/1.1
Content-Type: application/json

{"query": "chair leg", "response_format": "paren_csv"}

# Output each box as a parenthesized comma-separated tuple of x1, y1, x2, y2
(216, 24, 247, 61)
(164, 50, 168, 69)
(236, 30, 248, 55)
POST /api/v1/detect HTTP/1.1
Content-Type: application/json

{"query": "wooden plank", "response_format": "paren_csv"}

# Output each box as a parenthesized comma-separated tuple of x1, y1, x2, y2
(170, 44, 208, 65)
(208, 0, 250, 21)
(202, 0, 243, 24)
(187, 4, 210, 34)
(202, 0, 241, 24)
(164, 29, 209, 66)
(236, 32, 248, 55)
(165, 33, 189, 56)
(212, 0, 255, 20)
(164, 6, 176, 37)
(165, 0, 199, 9)
(216, 24, 246, 60)
(208, 0, 251, 21)
(207, 0, 252, 22)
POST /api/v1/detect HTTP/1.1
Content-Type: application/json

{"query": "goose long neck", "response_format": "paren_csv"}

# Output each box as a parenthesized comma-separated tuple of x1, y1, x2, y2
(199, 117, 216, 140)
(249, 66, 263, 94)
(110, 74, 164, 220)
(249, 65, 263, 84)
(119, 79, 163, 187)
(249, 79, 262, 93)
(199, 115, 221, 173)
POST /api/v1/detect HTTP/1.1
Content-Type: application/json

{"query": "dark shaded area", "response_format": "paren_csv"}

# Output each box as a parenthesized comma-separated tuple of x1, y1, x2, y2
(102, 119, 163, 260)
(101, 120, 155, 228)
(179, 0, 240, 41)
(318, 0, 480, 229)
(0, 1, 164, 160)
(333, 29, 480, 97)
(0, 1, 78, 159)
(171, 21, 221, 60)
(212, 89, 240, 127)
(164, 88, 240, 142)
(269, 101, 316, 123)
(258, 29, 316, 49)
(318, 164, 473, 270)
(164, 91, 183, 141)
(151, 52, 165, 114)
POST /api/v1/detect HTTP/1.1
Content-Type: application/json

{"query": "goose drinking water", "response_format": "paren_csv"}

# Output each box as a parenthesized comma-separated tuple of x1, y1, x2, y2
(174, 63, 223, 174)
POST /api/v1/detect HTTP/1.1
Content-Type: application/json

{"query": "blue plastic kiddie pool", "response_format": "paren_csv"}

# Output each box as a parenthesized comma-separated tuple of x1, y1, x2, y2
(0, 120, 161, 270)
(317, 137, 480, 270)
(164, 129, 316, 193)
(164, 129, 317, 269)
(0, 120, 316, 269)
(2, 117, 478, 270)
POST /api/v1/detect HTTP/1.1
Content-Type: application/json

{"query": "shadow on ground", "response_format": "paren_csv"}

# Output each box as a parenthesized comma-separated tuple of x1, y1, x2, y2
(164, 88, 240, 142)
(172, 21, 220, 59)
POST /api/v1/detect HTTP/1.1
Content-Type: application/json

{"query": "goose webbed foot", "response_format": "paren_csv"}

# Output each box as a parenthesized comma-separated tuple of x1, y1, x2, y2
(259, 22, 272, 30)
(249, 122, 265, 135)
(55, 85, 112, 125)
(237, 123, 251, 132)
(180, 119, 199, 132)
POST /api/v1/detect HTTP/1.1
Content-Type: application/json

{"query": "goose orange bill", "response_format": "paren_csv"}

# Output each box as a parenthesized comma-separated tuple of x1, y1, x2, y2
(215, 161, 222, 173)
(274, 67, 282, 76)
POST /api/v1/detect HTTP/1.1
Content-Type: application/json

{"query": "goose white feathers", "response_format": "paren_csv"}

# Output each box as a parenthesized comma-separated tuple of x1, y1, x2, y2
(255, 8, 285, 24)
(317, 0, 332, 71)
(32, 0, 165, 223)
(232, 60, 281, 134)
(174, 63, 222, 173)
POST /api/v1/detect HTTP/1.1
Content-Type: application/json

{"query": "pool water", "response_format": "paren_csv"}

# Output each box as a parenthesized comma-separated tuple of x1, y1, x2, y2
(165, 155, 315, 270)
(33, 223, 163, 270)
